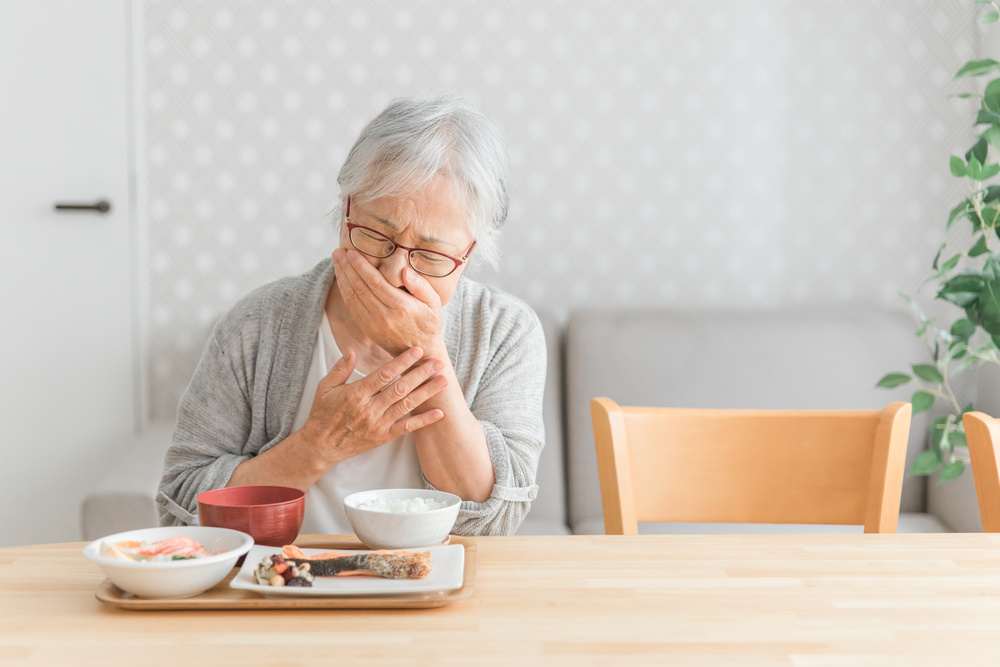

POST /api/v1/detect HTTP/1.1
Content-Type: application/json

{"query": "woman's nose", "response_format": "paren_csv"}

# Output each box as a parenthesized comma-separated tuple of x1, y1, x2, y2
(377, 247, 410, 289)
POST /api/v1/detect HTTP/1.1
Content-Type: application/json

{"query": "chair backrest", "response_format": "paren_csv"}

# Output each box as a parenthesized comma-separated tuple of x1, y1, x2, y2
(590, 398, 911, 534)
(566, 309, 930, 535)
(962, 411, 1000, 532)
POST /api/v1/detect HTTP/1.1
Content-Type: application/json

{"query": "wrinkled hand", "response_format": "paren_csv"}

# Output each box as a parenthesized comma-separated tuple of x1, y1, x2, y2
(333, 247, 444, 357)
(299, 346, 447, 466)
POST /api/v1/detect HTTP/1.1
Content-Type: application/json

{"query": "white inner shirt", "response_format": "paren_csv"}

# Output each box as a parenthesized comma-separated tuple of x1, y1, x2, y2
(291, 311, 424, 535)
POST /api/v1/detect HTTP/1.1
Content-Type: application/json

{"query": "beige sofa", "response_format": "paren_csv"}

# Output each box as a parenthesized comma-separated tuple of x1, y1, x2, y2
(83, 307, 981, 540)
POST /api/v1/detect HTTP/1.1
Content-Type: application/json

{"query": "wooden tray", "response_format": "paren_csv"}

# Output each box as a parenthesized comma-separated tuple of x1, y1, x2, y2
(94, 536, 476, 611)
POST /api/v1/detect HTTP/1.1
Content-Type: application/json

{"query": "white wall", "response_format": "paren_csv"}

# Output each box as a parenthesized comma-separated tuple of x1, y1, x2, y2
(141, 0, 977, 419)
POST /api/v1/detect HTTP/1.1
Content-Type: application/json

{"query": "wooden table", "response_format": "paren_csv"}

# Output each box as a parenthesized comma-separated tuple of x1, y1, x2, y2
(4, 533, 1000, 665)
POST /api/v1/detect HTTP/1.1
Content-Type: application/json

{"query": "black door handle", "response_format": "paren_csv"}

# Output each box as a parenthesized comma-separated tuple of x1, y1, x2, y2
(54, 200, 111, 213)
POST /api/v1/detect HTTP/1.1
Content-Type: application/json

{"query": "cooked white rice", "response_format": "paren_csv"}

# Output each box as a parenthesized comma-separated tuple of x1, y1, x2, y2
(357, 496, 450, 513)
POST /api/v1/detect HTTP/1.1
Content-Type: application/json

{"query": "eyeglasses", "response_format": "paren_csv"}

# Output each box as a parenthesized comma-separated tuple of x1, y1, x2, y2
(344, 197, 476, 278)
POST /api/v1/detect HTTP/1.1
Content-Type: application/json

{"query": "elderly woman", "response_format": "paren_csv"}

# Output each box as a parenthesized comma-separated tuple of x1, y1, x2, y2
(157, 94, 545, 536)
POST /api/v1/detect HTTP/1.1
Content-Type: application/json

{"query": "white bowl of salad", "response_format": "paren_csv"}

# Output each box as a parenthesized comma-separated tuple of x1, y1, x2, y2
(83, 526, 254, 599)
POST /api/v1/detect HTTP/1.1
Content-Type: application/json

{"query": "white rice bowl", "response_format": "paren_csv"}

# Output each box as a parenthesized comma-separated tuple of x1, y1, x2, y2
(82, 526, 253, 599)
(344, 489, 461, 550)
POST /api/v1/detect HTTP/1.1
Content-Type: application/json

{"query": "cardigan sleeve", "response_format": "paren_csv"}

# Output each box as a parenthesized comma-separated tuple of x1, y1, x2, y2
(425, 310, 547, 536)
(156, 323, 256, 526)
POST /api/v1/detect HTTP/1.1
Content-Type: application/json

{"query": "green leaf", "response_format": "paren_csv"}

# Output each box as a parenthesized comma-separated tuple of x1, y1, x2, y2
(986, 81, 1000, 113)
(983, 163, 1000, 180)
(941, 273, 986, 294)
(977, 0, 995, 5)
(924, 253, 962, 286)
(957, 356, 983, 373)
(978, 109, 1000, 125)
(985, 255, 1000, 281)
(938, 274, 986, 308)
(968, 137, 990, 163)
(985, 184, 1000, 203)
(979, 279, 1000, 333)
(983, 124, 1000, 152)
(964, 402, 976, 413)
(938, 460, 966, 483)
(932, 242, 945, 269)
(993, 333, 1000, 350)
(948, 202, 972, 229)
(951, 318, 977, 340)
(876, 373, 912, 389)
(957, 59, 1000, 78)
(983, 204, 1000, 228)
(951, 155, 968, 177)
(970, 234, 990, 257)
(948, 430, 968, 448)
(912, 391, 936, 413)
(931, 416, 950, 454)
(969, 155, 984, 180)
(912, 364, 944, 383)
(915, 316, 936, 337)
(949, 338, 968, 359)
(981, 10, 1000, 23)
(910, 450, 942, 476)
(952, 92, 975, 99)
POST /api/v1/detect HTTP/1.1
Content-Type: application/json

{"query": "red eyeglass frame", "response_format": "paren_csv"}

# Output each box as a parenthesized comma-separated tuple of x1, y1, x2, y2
(344, 196, 476, 277)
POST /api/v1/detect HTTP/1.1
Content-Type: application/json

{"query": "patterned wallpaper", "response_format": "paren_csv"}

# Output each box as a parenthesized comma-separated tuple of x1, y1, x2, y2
(143, 0, 978, 420)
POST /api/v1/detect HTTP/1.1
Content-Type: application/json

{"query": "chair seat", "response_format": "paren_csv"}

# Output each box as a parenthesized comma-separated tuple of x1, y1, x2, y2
(572, 512, 951, 536)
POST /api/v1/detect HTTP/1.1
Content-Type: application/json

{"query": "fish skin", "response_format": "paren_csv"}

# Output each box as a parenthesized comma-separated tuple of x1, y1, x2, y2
(286, 552, 431, 580)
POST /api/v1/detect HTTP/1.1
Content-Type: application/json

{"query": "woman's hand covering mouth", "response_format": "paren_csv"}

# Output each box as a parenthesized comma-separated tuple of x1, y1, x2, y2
(333, 247, 446, 359)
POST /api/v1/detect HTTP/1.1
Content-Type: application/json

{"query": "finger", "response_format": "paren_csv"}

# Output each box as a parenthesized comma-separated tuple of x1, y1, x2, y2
(387, 408, 445, 440)
(389, 374, 448, 419)
(319, 347, 357, 389)
(362, 347, 424, 394)
(346, 249, 407, 310)
(379, 359, 444, 407)
(401, 266, 441, 308)
(335, 259, 377, 319)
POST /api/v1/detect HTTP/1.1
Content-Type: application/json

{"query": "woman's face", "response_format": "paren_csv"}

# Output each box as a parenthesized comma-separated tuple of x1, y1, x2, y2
(338, 173, 475, 306)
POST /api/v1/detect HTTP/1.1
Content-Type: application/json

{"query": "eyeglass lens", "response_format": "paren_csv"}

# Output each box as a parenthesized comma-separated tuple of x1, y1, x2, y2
(349, 226, 456, 277)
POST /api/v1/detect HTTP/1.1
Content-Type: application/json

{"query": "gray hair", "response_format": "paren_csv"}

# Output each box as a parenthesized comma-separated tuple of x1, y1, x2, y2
(334, 93, 510, 270)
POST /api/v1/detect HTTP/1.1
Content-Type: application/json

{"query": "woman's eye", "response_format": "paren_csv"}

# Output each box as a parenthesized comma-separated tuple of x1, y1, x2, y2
(413, 251, 448, 265)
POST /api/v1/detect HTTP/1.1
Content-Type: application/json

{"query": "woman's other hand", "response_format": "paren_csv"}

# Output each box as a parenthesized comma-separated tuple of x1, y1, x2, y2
(299, 345, 447, 466)
(333, 247, 445, 358)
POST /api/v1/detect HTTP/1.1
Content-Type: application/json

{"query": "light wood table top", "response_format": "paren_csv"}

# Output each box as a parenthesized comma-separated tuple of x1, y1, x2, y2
(4, 533, 1000, 665)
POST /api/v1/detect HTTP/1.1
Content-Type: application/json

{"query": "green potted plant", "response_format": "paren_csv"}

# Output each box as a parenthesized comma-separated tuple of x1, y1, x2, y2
(877, 0, 1000, 483)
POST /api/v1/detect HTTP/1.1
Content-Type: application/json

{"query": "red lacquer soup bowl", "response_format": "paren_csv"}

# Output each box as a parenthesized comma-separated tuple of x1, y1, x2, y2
(197, 485, 305, 547)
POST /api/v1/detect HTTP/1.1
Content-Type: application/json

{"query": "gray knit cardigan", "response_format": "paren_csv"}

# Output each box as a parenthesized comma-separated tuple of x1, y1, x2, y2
(156, 258, 546, 535)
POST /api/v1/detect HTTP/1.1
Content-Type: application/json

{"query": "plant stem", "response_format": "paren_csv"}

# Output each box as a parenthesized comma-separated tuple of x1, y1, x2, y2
(938, 364, 964, 415)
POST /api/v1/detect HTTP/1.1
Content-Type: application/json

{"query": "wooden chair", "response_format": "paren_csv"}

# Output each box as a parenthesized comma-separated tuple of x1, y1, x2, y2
(590, 398, 912, 534)
(962, 411, 1000, 532)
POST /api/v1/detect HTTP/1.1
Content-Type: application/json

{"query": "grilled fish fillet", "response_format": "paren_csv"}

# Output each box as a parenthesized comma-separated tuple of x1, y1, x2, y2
(281, 545, 432, 580)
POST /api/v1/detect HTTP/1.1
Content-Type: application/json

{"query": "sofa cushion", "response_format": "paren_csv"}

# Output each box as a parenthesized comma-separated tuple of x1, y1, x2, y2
(517, 308, 570, 535)
(565, 308, 931, 535)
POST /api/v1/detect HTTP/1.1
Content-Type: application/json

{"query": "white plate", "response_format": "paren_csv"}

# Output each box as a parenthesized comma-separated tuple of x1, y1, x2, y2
(229, 544, 465, 598)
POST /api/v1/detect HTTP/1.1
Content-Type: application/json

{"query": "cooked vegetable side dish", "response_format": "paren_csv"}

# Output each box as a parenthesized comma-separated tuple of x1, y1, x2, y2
(98, 536, 216, 562)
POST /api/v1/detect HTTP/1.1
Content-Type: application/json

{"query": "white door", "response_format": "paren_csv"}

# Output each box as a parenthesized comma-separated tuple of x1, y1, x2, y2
(0, 0, 135, 547)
